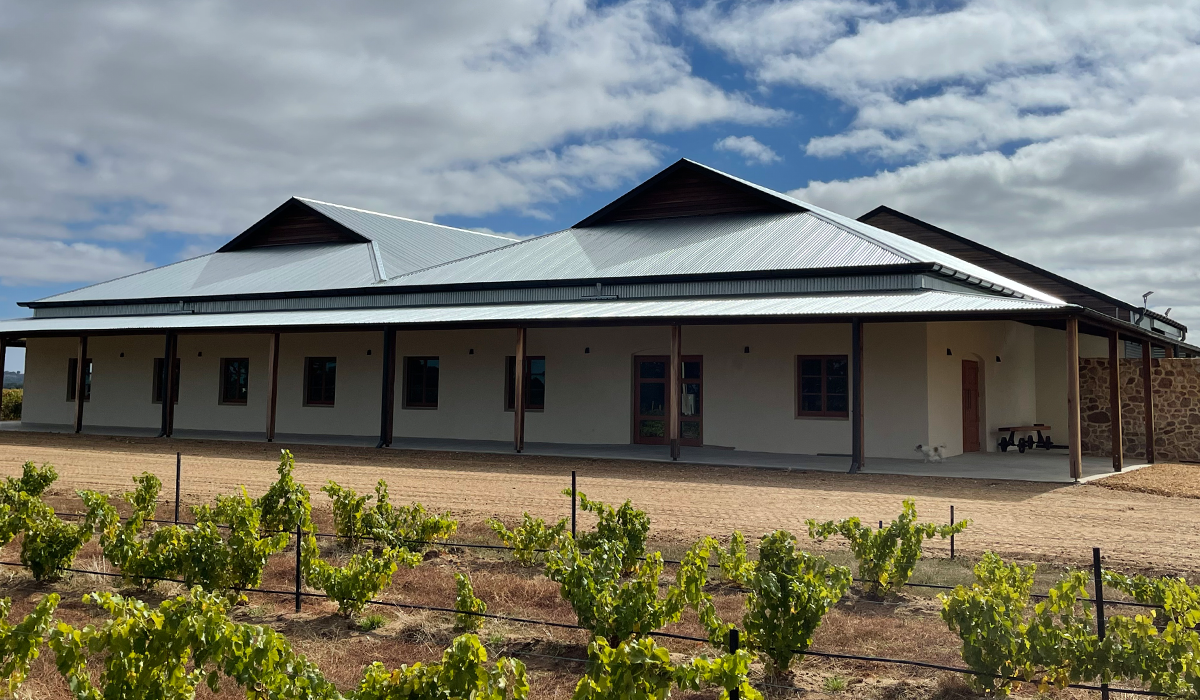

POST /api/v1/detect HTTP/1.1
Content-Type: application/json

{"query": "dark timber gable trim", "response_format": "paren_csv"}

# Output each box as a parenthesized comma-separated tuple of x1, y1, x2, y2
(218, 197, 370, 251)
(574, 159, 805, 227)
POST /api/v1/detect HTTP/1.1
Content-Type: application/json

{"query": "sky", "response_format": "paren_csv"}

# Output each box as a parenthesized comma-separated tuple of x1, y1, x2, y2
(4, 0, 1200, 372)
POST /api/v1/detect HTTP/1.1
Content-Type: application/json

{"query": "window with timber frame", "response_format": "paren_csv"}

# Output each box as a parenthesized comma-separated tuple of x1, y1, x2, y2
(505, 356, 545, 411)
(66, 357, 92, 402)
(403, 357, 439, 408)
(152, 357, 180, 404)
(219, 358, 249, 405)
(304, 357, 337, 407)
(796, 355, 849, 418)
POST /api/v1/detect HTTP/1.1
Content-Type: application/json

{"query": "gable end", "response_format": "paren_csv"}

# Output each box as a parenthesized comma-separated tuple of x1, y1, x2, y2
(575, 159, 803, 227)
(218, 198, 370, 252)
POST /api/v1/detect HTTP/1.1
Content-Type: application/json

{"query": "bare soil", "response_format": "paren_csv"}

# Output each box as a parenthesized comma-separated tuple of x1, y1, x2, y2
(1, 432, 1197, 577)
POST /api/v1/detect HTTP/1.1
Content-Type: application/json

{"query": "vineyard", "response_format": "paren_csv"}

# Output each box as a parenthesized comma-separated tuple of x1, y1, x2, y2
(0, 450, 1194, 698)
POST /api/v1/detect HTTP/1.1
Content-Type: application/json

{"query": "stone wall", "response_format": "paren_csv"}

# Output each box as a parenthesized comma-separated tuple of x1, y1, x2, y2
(1080, 358, 1200, 462)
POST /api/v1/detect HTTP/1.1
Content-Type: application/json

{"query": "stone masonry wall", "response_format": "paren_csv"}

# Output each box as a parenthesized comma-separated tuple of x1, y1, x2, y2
(1080, 358, 1200, 462)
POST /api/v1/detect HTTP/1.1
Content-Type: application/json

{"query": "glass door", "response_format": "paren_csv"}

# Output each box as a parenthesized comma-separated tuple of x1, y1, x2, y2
(634, 355, 702, 445)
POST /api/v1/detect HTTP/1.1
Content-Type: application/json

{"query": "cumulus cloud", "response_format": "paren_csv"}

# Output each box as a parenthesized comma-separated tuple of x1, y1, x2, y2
(690, 0, 1200, 327)
(0, 238, 149, 286)
(714, 135, 780, 164)
(0, 0, 777, 285)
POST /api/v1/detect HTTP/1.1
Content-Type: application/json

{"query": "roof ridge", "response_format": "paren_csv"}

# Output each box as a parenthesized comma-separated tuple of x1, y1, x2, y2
(380, 228, 573, 285)
(296, 197, 514, 241)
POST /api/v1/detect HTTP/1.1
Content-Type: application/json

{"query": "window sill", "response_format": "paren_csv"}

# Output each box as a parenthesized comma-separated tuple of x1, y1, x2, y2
(303, 403, 336, 408)
(402, 405, 438, 410)
(504, 408, 545, 413)
(795, 415, 849, 421)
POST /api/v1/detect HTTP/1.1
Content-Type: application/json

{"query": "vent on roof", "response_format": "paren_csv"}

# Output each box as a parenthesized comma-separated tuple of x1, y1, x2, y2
(218, 198, 369, 252)
(575, 159, 802, 227)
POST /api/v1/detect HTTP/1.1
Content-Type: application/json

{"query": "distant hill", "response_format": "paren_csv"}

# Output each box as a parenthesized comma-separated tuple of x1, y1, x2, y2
(2, 371, 22, 389)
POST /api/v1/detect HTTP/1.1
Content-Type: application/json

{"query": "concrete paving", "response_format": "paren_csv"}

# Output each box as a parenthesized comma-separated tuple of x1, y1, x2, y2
(1, 421, 1125, 483)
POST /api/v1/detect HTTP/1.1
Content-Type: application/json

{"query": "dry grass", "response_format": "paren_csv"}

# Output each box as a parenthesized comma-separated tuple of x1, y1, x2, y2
(1097, 462, 1200, 499)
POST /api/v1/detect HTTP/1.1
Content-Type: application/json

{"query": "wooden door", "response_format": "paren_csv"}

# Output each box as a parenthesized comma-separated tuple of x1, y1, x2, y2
(961, 360, 981, 452)
(634, 355, 702, 445)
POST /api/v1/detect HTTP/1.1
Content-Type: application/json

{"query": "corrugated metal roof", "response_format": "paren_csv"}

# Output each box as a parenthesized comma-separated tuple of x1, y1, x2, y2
(682, 160, 1062, 304)
(33, 198, 514, 305)
(0, 291, 1065, 335)
(386, 212, 912, 288)
(296, 198, 512, 276)
(35, 243, 381, 303)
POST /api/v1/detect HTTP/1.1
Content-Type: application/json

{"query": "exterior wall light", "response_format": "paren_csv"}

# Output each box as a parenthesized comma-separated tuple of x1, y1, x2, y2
(469, 349, 474, 355)
(946, 348, 952, 356)
(744, 346, 750, 353)
(585, 347, 590, 354)
(996, 355, 1002, 362)
(367, 349, 372, 355)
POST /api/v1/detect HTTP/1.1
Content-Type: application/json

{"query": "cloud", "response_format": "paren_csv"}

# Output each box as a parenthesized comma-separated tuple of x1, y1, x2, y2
(714, 135, 780, 164)
(0, 238, 149, 286)
(0, 0, 778, 286)
(690, 0, 1200, 328)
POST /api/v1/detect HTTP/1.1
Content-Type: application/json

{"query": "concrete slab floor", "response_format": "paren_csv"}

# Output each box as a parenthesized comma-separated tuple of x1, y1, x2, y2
(1, 421, 1131, 484)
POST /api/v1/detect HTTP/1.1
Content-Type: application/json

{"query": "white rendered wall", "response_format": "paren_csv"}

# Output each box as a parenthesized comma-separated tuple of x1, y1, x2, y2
(275, 332, 383, 437)
(926, 321, 1038, 457)
(172, 334, 272, 433)
(864, 323, 930, 458)
(21, 337, 77, 426)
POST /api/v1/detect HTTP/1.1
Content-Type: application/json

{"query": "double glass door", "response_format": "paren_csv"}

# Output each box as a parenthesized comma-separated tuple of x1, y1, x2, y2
(634, 355, 702, 445)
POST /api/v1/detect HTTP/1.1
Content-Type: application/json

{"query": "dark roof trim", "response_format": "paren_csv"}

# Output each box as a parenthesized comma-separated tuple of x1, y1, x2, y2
(217, 197, 370, 252)
(858, 205, 1187, 332)
(573, 158, 806, 228)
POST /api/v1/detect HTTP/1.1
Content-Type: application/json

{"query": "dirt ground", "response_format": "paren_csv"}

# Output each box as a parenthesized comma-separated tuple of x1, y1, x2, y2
(1, 431, 1198, 577)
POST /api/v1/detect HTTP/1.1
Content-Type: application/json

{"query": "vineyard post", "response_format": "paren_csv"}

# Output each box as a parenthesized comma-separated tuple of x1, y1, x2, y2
(879, 520, 883, 530)
(570, 470, 576, 539)
(174, 452, 181, 524)
(295, 521, 303, 613)
(1093, 547, 1108, 700)
(728, 627, 740, 700)
(949, 505, 955, 560)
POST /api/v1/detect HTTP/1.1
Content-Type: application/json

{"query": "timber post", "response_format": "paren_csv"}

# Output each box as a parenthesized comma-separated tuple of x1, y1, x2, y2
(265, 332, 280, 442)
(1108, 331, 1123, 472)
(1141, 340, 1155, 463)
(849, 318, 865, 474)
(669, 324, 681, 461)
(514, 326, 526, 452)
(158, 331, 177, 438)
(0, 337, 7, 397)
(1067, 317, 1082, 480)
(377, 326, 397, 448)
(73, 335, 88, 434)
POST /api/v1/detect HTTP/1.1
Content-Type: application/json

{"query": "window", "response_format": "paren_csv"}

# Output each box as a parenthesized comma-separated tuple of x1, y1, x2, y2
(797, 355, 849, 418)
(505, 356, 545, 410)
(404, 357, 439, 408)
(219, 358, 250, 405)
(304, 357, 337, 406)
(66, 357, 92, 401)
(152, 358, 181, 404)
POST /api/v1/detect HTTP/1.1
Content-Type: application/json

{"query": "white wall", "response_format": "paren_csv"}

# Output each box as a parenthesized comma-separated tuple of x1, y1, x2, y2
(21, 337, 76, 426)
(17, 320, 1087, 460)
(865, 323, 930, 458)
(276, 332, 383, 437)
(926, 321, 1038, 457)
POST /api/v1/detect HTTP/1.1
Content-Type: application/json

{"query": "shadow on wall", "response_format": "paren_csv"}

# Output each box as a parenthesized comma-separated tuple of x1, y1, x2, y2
(1080, 358, 1200, 462)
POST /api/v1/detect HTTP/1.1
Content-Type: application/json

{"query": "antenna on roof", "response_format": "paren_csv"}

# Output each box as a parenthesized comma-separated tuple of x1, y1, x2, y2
(1142, 291, 1154, 307)
(1165, 308, 1172, 317)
